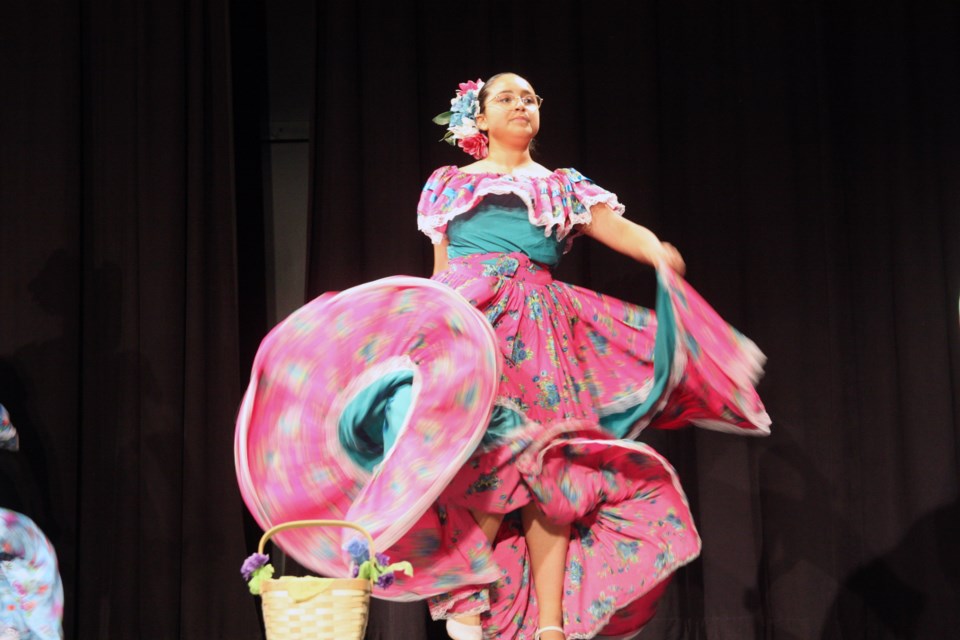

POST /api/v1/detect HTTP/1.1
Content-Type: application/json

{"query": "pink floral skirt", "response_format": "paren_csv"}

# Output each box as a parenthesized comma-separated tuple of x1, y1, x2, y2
(419, 253, 767, 638)
(234, 252, 769, 640)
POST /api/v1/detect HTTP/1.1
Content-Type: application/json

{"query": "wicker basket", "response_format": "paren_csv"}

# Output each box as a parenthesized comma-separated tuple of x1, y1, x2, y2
(256, 520, 373, 640)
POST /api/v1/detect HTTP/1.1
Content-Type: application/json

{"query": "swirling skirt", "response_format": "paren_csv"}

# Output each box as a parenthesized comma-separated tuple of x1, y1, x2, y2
(234, 252, 769, 639)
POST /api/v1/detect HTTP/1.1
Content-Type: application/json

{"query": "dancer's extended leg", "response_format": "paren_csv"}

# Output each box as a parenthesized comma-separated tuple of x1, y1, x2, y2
(446, 510, 505, 639)
(521, 502, 569, 640)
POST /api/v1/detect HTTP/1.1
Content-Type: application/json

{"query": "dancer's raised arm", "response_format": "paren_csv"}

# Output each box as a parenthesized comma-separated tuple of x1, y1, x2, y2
(581, 203, 686, 274)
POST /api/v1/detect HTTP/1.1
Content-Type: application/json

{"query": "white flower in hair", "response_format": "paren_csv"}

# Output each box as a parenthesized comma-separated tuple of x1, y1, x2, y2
(449, 118, 479, 140)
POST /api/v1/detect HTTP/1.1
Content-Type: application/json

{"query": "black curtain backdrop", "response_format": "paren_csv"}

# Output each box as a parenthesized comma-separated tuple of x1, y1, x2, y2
(1, 0, 262, 638)
(306, 1, 960, 639)
(1, 0, 958, 639)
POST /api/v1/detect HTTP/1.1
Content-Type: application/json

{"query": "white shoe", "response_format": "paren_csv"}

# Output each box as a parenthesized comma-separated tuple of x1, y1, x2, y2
(446, 617, 483, 640)
(535, 626, 566, 640)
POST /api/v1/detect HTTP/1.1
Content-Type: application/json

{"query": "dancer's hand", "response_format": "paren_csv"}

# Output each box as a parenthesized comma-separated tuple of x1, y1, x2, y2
(657, 242, 686, 275)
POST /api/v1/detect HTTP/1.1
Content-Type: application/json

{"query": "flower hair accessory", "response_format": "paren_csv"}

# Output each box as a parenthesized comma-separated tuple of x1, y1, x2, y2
(432, 78, 488, 159)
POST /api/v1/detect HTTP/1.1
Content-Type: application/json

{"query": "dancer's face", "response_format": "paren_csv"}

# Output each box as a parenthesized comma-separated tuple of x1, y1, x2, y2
(477, 74, 541, 147)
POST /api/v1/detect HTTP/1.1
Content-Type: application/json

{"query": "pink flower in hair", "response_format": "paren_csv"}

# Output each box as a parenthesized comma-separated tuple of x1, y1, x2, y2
(457, 79, 483, 96)
(458, 132, 489, 160)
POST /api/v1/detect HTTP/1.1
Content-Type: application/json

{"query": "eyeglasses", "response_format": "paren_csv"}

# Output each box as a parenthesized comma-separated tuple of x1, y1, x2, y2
(488, 93, 543, 110)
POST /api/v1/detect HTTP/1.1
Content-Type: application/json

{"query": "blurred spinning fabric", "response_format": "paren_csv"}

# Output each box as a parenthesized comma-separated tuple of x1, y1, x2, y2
(234, 260, 769, 638)
(235, 276, 502, 581)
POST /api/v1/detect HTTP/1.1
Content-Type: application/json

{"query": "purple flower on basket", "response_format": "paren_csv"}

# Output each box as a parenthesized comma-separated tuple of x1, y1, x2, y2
(376, 572, 395, 589)
(375, 552, 390, 566)
(343, 536, 370, 565)
(241, 553, 270, 581)
(351, 564, 360, 578)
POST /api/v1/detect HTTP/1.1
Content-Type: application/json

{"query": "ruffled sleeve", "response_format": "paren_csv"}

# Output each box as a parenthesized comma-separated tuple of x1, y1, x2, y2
(417, 166, 467, 244)
(555, 168, 625, 222)
(416, 166, 626, 248)
(551, 169, 626, 248)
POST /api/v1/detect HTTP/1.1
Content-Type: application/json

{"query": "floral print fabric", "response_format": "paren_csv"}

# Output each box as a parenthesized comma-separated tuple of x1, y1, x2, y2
(235, 170, 770, 639)
(235, 277, 503, 587)
(420, 252, 768, 638)
(417, 167, 625, 251)
(234, 255, 768, 638)
(0, 509, 63, 640)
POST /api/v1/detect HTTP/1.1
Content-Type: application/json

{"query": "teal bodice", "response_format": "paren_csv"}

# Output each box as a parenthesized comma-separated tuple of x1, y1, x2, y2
(446, 194, 566, 267)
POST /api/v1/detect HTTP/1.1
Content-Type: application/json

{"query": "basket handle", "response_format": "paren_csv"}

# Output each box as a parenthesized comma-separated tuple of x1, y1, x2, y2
(257, 519, 375, 558)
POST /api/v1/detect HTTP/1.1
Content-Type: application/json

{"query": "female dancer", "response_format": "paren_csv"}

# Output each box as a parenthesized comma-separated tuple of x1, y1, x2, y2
(235, 73, 769, 640)
(418, 72, 768, 639)
(430, 73, 684, 640)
